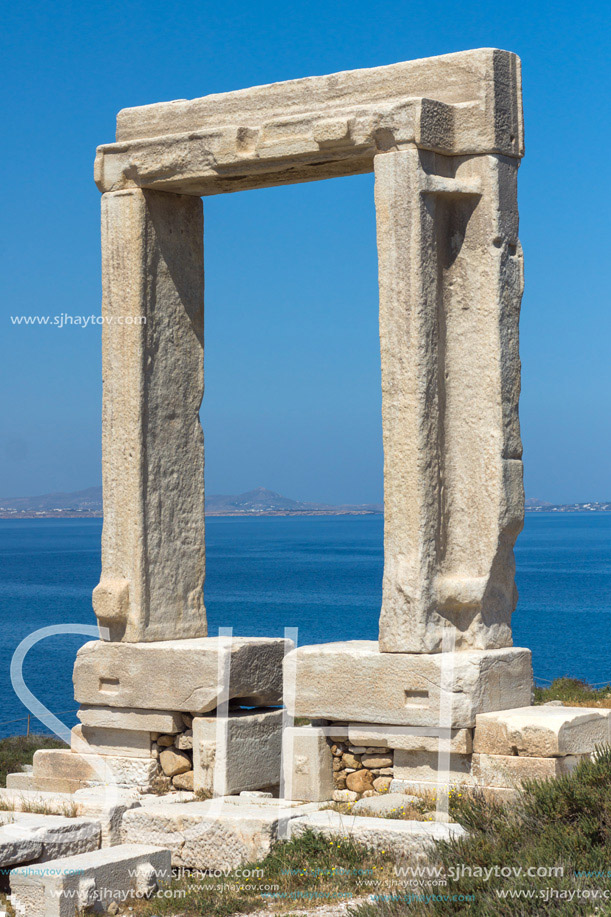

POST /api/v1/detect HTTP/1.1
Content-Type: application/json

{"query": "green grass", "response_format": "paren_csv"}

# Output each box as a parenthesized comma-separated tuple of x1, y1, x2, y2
(0, 734, 66, 788)
(132, 828, 393, 916)
(353, 746, 611, 917)
(534, 677, 611, 708)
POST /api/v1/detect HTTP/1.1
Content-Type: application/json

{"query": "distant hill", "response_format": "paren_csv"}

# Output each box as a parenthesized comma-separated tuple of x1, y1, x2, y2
(0, 486, 103, 513)
(2, 486, 607, 518)
(0, 485, 382, 517)
(206, 487, 382, 516)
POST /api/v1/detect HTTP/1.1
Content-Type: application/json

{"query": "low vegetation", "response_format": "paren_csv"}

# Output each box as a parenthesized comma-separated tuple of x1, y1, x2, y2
(354, 746, 611, 916)
(534, 677, 611, 708)
(0, 734, 65, 788)
(132, 828, 393, 917)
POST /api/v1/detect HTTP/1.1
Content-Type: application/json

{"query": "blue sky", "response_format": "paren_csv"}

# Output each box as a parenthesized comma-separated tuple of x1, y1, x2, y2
(0, 0, 609, 504)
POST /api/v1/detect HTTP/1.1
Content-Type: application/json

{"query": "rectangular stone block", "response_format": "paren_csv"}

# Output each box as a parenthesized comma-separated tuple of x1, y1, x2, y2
(71, 724, 151, 758)
(474, 705, 611, 757)
(0, 787, 139, 844)
(121, 801, 300, 869)
(0, 813, 100, 869)
(472, 752, 585, 788)
(77, 705, 184, 733)
(6, 773, 35, 791)
(389, 778, 518, 803)
(74, 636, 288, 712)
(347, 723, 473, 754)
(33, 749, 158, 789)
(96, 51, 522, 196)
(71, 787, 141, 847)
(29, 776, 91, 795)
(282, 726, 334, 802)
(393, 749, 477, 786)
(284, 642, 532, 727)
(289, 809, 466, 859)
(9, 843, 171, 917)
(193, 708, 283, 796)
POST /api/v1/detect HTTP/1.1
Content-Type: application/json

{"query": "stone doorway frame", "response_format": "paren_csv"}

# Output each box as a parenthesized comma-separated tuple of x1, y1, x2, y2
(92, 49, 525, 654)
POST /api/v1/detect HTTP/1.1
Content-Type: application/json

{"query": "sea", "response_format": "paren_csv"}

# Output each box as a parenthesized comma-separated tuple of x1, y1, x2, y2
(0, 513, 609, 738)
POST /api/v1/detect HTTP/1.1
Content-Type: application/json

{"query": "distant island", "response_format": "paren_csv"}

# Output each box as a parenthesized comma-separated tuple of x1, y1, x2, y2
(0, 488, 609, 519)
(525, 498, 611, 513)
(0, 486, 383, 518)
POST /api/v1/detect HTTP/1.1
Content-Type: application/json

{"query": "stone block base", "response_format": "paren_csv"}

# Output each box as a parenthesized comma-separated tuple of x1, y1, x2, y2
(6, 773, 35, 791)
(71, 724, 152, 758)
(121, 800, 307, 869)
(30, 705, 284, 799)
(472, 752, 584, 787)
(78, 705, 185, 733)
(193, 708, 283, 795)
(281, 702, 604, 804)
(74, 636, 287, 713)
(474, 705, 611, 757)
(346, 723, 473, 754)
(284, 642, 533, 727)
(394, 749, 477, 785)
(282, 726, 335, 802)
(0, 813, 101, 869)
(9, 843, 170, 917)
(33, 749, 158, 790)
(289, 810, 466, 861)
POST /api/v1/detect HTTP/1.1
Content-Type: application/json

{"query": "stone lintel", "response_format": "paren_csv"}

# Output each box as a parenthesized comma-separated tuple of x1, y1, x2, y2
(95, 49, 522, 196)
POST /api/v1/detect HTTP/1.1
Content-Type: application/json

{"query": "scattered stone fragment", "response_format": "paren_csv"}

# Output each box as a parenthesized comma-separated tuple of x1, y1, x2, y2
(373, 776, 392, 793)
(333, 790, 358, 803)
(346, 769, 374, 794)
(160, 748, 191, 778)
(173, 771, 194, 791)
(352, 793, 419, 817)
(175, 730, 193, 750)
(361, 754, 393, 768)
(9, 843, 171, 916)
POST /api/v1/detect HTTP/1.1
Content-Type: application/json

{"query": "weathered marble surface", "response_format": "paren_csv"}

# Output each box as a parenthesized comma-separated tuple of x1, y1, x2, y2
(73, 636, 287, 712)
(284, 641, 533, 726)
(94, 188, 205, 642)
